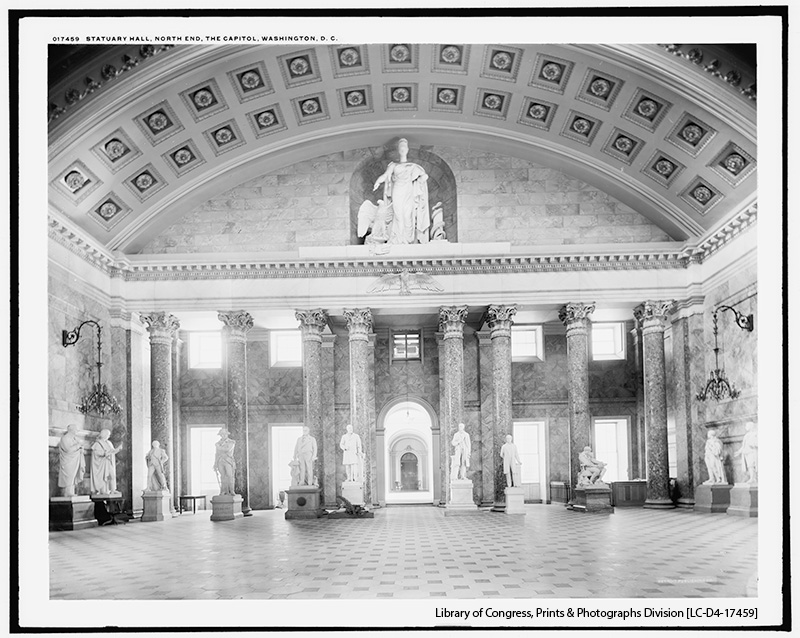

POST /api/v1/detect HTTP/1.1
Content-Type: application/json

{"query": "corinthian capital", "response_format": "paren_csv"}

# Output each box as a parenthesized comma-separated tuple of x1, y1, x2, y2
(343, 308, 373, 341)
(558, 302, 596, 326)
(218, 310, 254, 333)
(295, 309, 329, 340)
(486, 304, 517, 338)
(439, 305, 469, 339)
(633, 300, 674, 333)
(140, 311, 180, 340)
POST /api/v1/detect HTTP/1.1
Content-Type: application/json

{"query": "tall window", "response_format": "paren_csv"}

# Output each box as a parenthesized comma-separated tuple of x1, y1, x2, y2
(188, 332, 222, 369)
(392, 330, 422, 362)
(591, 322, 626, 360)
(270, 330, 302, 367)
(511, 325, 544, 362)
(592, 417, 630, 482)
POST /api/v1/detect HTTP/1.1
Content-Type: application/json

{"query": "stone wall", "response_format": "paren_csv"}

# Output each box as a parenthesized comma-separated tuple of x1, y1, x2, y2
(141, 146, 672, 254)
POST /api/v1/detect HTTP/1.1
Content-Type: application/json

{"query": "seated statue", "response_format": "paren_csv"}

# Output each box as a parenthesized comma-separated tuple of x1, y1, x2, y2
(577, 446, 607, 487)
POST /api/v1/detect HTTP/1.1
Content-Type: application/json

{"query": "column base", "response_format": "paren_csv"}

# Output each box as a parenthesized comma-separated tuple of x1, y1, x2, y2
(341, 481, 364, 507)
(49, 496, 97, 531)
(445, 479, 478, 515)
(141, 490, 172, 522)
(727, 483, 758, 518)
(285, 486, 324, 520)
(210, 494, 244, 521)
(676, 497, 696, 509)
(572, 485, 613, 513)
(694, 484, 732, 513)
(643, 498, 676, 509)
(504, 487, 526, 514)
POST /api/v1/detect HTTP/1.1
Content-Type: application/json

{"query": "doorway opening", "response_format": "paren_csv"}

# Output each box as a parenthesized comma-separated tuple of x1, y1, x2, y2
(189, 425, 223, 501)
(383, 401, 434, 504)
(270, 424, 304, 508)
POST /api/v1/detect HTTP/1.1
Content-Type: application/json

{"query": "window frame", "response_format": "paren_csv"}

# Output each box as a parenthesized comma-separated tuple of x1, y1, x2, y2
(269, 330, 303, 368)
(590, 321, 626, 361)
(390, 329, 423, 364)
(511, 325, 544, 363)
(187, 331, 223, 369)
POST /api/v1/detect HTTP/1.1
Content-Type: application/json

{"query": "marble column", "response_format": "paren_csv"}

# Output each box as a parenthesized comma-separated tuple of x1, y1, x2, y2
(487, 304, 517, 507)
(218, 310, 254, 514)
(558, 302, 595, 491)
(171, 335, 183, 509)
(141, 312, 180, 497)
(439, 305, 469, 503)
(295, 309, 329, 502)
(321, 333, 337, 508)
(630, 322, 646, 479)
(634, 300, 676, 509)
(476, 330, 494, 508)
(344, 308, 374, 504)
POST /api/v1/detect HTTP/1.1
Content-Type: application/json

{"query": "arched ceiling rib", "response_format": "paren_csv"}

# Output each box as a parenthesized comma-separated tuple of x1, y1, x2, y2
(47, 43, 757, 255)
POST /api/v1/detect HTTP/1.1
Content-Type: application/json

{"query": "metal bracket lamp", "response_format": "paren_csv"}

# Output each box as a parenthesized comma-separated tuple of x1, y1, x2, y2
(62, 320, 122, 415)
(696, 305, 754, 402)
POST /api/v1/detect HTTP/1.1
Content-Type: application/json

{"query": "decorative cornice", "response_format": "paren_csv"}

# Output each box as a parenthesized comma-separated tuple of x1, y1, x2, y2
(218, 310, 254, 334)
(657, 44, 756, 103)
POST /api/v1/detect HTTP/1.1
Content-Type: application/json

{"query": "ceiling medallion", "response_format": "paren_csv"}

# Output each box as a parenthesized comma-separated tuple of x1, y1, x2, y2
(192, 88, 215, 110)
(723, 153, 746, 174)
(346, 91, 365, 107)
(390, 44, 411, 63)
(540, 62, 563, 82)
(589, 78, 611, 97)
(147, 111, 170, 133)
(289, 56, 311, 76)
(301, 98, 320, 115)
(490, 51, 513, 70)
(104, 139, 128, 161)
(437, 88, 457, 104)
(256, 110, 277, 128)
(571, 118, 592, 135)
(64, 170, 87, 192)
(134, 172, 155, 191)
(613, 136, 634, 154)
(441, 46, 461, 64)
(680, 123, 704, 144)
(172, 147, 195, 166)
(339, 47, 360, 67)
(239, 70, 262, 90)
(528, 104, 548, 120)
(692, 185, 714, 204)
(483, 94, 503, 110)
(391, 87, 410, 103)
(98, 200, 121, 220)
(636, 99, 659, 119)
(655, 159, 675, 176)
(214, 127, 234, 145)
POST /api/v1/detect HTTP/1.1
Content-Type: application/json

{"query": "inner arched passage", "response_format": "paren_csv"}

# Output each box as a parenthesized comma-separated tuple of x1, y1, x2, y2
(382, 400, 435, 505)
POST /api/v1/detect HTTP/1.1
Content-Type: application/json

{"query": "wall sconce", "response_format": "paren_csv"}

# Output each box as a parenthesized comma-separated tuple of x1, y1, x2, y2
(62, 320, 122, 415)
(696, 305, 754, 402)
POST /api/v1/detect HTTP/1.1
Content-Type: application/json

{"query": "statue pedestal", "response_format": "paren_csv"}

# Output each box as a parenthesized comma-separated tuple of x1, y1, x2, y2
(49, 495, 96, 531)
(694, 484, 732, 513)
(141, 490, 171, 522)
(445, 479, 478, 515)
(572, 484, 613, 513)
(341, 481, 364, 507)
(504, 487, 526, 514)
(727, 483, 758, 518)
(210, 494, 243, 522)
(285, 486, 324, 520)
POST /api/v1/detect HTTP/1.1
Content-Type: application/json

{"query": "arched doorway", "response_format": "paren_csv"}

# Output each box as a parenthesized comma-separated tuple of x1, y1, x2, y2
(379, 400, 437, 505)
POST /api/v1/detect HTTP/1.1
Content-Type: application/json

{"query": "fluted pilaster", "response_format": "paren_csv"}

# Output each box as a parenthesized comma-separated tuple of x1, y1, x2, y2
(141, 311, 180, 495)
(218, 310, 254, 513)
(634, 300, 676, 509)
(487, 304, 516, 506)
(558, 302, 595, 490)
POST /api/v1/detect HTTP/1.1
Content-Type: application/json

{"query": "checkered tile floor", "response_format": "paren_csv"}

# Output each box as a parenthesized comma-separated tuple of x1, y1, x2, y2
(49, 505, 757, 600)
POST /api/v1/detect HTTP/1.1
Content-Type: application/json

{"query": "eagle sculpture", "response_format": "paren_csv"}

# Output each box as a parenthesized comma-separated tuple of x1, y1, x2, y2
(357, 198, 393, 242)
(367, 269, 444, 295)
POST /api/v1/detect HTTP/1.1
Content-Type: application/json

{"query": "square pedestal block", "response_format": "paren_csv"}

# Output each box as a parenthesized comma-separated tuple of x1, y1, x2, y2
(504, 487, 526, 514)
(141, 490, 172, 522)
(210, 494, 244, 521)
(49, 496, 97, 531)
(341, 481, 364, 507)
(727, 484, 758, 517)
(285, 486, 324, 520)
(572, 485, 613, 513)
(445, 479, 478, 515)
(694, 484, 732, 513)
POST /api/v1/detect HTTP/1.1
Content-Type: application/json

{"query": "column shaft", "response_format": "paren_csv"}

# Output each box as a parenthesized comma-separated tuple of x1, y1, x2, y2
(476, 331, 494, 507)
(219, 311, 254, 513)
(559, 302, 595, 490)
(171, 336, 183, 509)
(344, 309, 374, 503)
(631, 323, 646, 479)
(487, 304, 516, 506)
(321, 334, 337, 508)
(635, 301, 675, 508)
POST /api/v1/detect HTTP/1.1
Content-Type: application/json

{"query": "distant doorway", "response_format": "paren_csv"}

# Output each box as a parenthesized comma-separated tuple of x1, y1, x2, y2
(400, 452, 419, 490)
(383, 401, 434, 504)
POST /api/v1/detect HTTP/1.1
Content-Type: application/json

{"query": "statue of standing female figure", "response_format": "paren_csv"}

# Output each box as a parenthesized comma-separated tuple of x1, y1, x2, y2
(90, 429, 122, 495)
(735, 422, 758, 484)
(214, 428, 236, 495)
(58, 424, 85, 496)
(373, 138, 431, 245)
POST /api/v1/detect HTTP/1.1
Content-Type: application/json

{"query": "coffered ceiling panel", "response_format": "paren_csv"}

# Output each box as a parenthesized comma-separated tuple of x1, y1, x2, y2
(47, 43, 757, 254)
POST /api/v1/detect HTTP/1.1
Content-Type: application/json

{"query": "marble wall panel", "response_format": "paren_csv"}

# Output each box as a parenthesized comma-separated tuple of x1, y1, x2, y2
(247, 417, 271, 510)
(333, 333, 350, 405)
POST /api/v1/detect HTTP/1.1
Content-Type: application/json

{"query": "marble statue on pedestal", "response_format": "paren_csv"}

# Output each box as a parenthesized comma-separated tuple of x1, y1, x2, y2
(735, 422, 758, 484)
(90, 429, 122, 495)
(703, 429, 726, 485)
(368, 137, 431, 245)
(450, 422, 471, 480)
(293, 426, 318, 486)
(145, 440, 169, 491)
(58, 424, 85, 497)
(214, 428, 236, 495)
(339, 424, 363, 483)
(500, 434, 522, 488)
(577, 446, 607, 486)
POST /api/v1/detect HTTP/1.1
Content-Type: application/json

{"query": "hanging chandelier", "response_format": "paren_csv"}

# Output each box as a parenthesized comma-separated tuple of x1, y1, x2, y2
(696, 304, 754, 402)
(62, 320, 122, 415)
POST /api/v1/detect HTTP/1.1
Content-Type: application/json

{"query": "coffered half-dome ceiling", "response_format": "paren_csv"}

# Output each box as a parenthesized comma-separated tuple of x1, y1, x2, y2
(47, 43, 757, 254)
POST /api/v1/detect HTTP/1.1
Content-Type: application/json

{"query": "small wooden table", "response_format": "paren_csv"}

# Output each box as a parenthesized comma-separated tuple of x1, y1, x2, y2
(90, 495, 128, 525)
(179, 494, 207, 514)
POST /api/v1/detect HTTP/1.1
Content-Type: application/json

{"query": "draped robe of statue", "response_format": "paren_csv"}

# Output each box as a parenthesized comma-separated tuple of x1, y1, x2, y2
(90, 437, 119, 494)
(58, 426, 85, 496)
(380, 161, 431, 245)
(214, 431, 236, 495)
